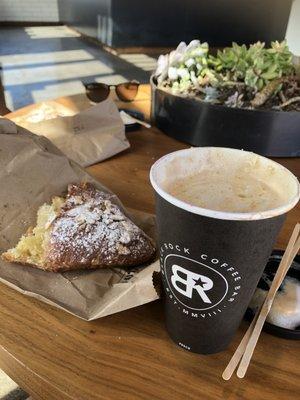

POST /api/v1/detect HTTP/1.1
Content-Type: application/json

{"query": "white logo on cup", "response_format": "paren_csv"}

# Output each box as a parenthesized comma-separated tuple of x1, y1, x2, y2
(171, 264, 214, 303)
(164, 254, 230, 311)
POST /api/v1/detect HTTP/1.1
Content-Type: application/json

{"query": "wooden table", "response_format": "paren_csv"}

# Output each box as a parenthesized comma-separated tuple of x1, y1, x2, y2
(2, 88, 299, 400)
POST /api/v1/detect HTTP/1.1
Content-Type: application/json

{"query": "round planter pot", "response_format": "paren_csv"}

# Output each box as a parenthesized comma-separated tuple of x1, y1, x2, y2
(151, 76, 300, 157)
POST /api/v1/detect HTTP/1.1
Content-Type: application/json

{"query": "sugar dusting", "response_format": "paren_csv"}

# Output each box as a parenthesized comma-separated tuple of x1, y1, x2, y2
(46, 184, 154, 268)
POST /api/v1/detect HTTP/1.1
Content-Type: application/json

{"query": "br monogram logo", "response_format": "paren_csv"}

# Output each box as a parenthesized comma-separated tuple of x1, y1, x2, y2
(164, 254, 229, 311)
(171, 265, 214, 304)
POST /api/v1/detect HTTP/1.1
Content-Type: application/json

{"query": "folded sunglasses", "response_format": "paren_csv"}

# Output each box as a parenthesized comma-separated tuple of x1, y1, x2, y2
(83, 81, 140, 103)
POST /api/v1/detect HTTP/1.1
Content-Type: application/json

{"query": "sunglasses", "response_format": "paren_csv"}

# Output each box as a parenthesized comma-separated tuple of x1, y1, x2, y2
(83, 81, 140, 103)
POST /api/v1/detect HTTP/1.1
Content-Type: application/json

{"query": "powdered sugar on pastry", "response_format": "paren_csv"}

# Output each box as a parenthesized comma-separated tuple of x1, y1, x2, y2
(2, 183, 155, 272)
(48, 187, 148, 263)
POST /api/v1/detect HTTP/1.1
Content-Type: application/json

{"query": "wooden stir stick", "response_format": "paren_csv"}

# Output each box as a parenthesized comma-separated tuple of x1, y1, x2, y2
(222, 223, 300, 380)
(237, 226, 300, 378)
(222, 304, 261, 380)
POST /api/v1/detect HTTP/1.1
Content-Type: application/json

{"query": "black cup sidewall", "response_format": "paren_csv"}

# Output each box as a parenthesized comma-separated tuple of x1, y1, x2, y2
(156, 194, 286, 354)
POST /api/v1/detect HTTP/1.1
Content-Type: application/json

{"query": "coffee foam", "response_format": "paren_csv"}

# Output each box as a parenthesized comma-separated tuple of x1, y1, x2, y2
(166, 172, 285, 213)
(150, 147, 299, 220)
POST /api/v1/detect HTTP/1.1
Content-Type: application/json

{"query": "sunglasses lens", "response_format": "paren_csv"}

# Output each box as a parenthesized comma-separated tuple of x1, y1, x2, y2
(85, 84, 110, 103)
(116, 82, 139, 102)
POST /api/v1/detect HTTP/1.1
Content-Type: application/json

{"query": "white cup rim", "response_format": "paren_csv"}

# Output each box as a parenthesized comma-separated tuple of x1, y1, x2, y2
(150, 147, 300, 221)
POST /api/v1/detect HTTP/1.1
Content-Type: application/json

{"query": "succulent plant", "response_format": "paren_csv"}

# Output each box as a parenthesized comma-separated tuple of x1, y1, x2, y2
(155, 39, 296, 109)
(155, 40, 215, 93)
(214, 41, 294, 91)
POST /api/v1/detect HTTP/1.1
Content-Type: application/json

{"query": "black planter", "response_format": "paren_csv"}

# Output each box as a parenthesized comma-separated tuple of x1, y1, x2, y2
(151, 77, 300, 157)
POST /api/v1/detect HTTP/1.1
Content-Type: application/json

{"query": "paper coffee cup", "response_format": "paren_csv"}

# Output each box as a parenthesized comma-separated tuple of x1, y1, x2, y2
(150, 147, 299, 354)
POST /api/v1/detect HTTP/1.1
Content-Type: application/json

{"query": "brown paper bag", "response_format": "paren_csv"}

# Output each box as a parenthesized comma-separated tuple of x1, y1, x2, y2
(0, 119, 159, 320)
(9, 99, 130, 167)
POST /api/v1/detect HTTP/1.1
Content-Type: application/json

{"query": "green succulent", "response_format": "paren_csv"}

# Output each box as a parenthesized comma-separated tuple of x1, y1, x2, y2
(213, 40, 294, 91)
(158, 40, 295, 99)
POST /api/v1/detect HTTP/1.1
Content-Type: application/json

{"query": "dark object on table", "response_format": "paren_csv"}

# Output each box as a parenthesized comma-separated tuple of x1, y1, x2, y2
(119, 108, 145, 132)
(83, 81, 139, 103)
(151, 76, 300, 157)
(246, 250, 300, 340)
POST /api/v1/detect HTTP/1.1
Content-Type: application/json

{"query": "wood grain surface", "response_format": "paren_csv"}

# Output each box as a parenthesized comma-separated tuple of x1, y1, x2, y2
(2, 91, 299, 400)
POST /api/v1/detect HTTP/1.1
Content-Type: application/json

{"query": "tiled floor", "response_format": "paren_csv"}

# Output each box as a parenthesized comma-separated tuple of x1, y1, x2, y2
(0, 25, 157, 110)
(0, 24, 158, 399)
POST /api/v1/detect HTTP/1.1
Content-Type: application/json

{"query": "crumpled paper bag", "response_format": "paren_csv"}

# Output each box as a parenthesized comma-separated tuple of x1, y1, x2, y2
(9, 99, 130, 167)
(0, 119, 159, 320)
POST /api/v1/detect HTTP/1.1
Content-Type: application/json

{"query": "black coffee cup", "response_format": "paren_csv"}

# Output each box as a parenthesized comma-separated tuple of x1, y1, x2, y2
(150, 147, 299, 354)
